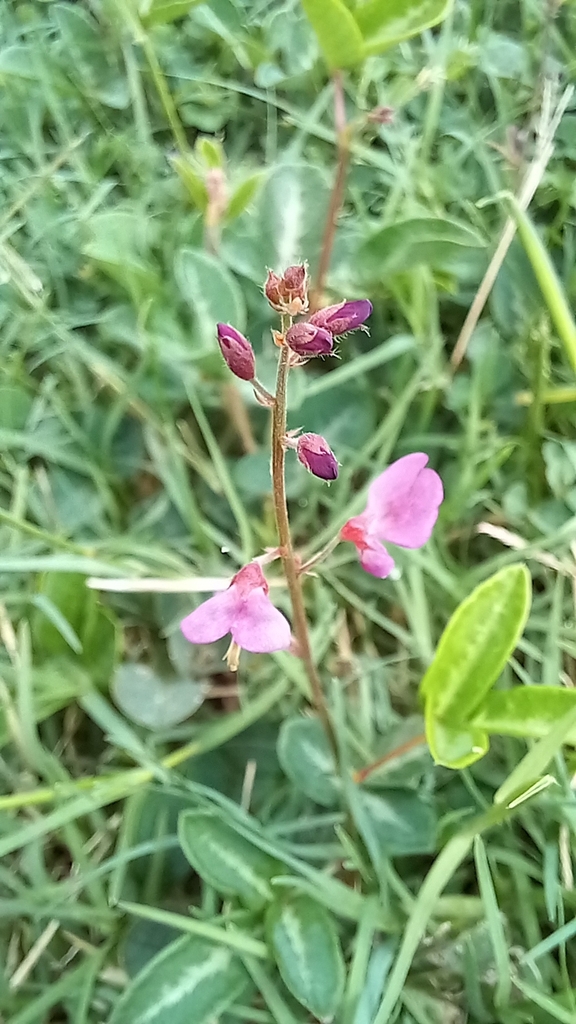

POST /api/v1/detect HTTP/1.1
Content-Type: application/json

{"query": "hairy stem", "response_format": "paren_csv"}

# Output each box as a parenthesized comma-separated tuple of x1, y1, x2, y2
(311, 72, 350, 311)
(271, 344, 338, 757)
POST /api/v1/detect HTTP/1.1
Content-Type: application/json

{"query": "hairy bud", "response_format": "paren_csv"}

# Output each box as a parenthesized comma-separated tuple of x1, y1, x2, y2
(264, 264, 308, 316)
(216, 323, 256, 380)
(297, 433, 339, 481)
(309, 299, 372, 336)
(285, 322, 333, 357)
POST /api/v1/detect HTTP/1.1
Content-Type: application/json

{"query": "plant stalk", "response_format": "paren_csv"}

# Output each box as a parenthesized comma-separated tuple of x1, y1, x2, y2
(311, 71, 350, 310)
(271, 343, 338, 758)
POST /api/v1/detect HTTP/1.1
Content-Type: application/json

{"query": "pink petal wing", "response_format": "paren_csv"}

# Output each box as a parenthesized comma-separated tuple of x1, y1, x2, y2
(367, 454, 443, 549)
(231, 589, 292, 653)
(359, 540, 395, 579)
(366, 453, 429, 516)
(180, 588, 240, 644)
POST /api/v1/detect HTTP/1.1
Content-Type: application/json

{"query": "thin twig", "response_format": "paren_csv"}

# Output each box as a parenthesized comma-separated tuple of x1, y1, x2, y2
(311, 72, 350, 310)
(450, 82, 574, 369)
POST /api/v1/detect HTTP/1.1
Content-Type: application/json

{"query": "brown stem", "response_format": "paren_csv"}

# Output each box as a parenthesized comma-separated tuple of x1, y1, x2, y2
(353, 733, 426, 784)
(311, 72, 350, 312)
(271, 343, 338, 758)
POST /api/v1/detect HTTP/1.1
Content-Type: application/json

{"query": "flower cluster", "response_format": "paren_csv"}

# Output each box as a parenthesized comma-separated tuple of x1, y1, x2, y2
(182, 264, 443, 666)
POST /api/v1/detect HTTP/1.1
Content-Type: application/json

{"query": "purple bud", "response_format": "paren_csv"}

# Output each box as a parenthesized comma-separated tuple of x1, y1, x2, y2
(217, 323, 256, 380)
(297, 433, 339, 481)
(285, 322, 333, 357)
(309, 299, 372, 336)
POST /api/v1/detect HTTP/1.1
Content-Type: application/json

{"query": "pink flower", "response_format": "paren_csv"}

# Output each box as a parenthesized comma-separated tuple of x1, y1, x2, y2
(309, 299, 372, 336)
(341, 453, 443, 578)
(180, 562, 291, 654)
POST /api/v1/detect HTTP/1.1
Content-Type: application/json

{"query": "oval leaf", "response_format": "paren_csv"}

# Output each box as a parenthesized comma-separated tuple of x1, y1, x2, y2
(266, 894, 345, 1019)
(301, 0, 364, 69)
(178, 810, 281, 909)
(360, 217, 484, 278)
(278, 716, 340, 807)
(110, 934, 248, 1024)
(356, 0, 452, 55)
(472, 685, 576, 744)
(113, 664, 205, 730)
(174, 248, 246, 350)
(357, 789, 437, 857)
(421, 565, 531, 722)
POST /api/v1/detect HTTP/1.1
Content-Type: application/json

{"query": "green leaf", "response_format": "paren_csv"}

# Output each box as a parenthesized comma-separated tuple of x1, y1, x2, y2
(421, 565, 531, 769)
(139, 0, 201, 26)
(196, 136, 225, 169)
(425, 717, 489, 771)
(171, 156, 208, 211)
(495, 703, 576, 807)
(178, 810, 282, 909)
(174, 248, 246, 350)
(266, 894, 345, 1019)
(301, 0, 364, 69)
(357, 789, 437, 857)
(226, 172, 265, 222)
(110, 935, 248, 1024)
(278, 716, 340, 807)
(31, 574, 119, 687)
(359, 217, 485, 278)
(356, 0, 452, 55)
(421, 565, 531, 718)
(112, 664, 205, 730)
(471, 686, 576, 744)
(506, 194, 576, 375)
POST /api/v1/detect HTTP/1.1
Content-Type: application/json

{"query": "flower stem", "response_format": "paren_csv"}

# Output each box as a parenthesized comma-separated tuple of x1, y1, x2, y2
(271, 344, 338, 758)
(311, 71, 350, 311)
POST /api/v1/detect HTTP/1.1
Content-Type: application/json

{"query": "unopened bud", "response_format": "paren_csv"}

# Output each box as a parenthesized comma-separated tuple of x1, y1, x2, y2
(297, 433, 338, 481)
(367, 106, 394, 125)
(217, 323, 256, 380)
(309, 299, 372, 336)
(264, 264, 308, 315)
(285, 322, 333, 357)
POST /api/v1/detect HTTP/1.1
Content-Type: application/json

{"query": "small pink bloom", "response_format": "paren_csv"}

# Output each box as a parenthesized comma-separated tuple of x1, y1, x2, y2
(297, 433, 338, 481)
(180, 562, 291, 654)
(285, 322, 333, 357)
(309, 299, 372, 336)
(217, 323, 256, 381)
(341, 453, 443, 578)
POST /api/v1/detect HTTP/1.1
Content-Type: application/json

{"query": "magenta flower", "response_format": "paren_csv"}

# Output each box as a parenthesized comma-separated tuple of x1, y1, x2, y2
(285, 322, 333, 357)
(309, 300, 372, 336)
(217, 323, 256, 381)
(341, 453, 443, 578)
(180, 562, 291, 654)
(297, 433, 338, 481)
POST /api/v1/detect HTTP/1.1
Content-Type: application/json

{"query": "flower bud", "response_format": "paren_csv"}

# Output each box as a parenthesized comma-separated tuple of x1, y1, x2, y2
(297, 433, 338, 481)
(216, 323, 256, 380)
(309, 299, 372, 336)
(285, 322, 333, 357)
(264, 264, 308, 315)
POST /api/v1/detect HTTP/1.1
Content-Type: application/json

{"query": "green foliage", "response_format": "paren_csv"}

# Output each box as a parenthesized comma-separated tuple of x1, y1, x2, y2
(422, 565, 532, 768)
(110, 935, 249, 1024)
(302, 0, 451, 67)
(178, 809, 282, 909)
(266, 893, 345, 1018)
(1, 1, 576, 1022)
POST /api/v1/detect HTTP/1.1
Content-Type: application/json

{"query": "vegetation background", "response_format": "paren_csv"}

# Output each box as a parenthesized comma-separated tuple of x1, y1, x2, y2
(1, 0, 576, 1021)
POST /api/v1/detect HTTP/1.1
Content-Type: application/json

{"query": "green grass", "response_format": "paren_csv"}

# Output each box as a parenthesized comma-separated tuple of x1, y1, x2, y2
(1, 0, 576, 1021)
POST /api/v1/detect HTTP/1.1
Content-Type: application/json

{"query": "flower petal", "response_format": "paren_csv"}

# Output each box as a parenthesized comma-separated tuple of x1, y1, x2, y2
(180, 588, 240, 644)
(231, 589, 292, 653)
(366, 453, 443, 549)
(359, 540, 395, 579)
